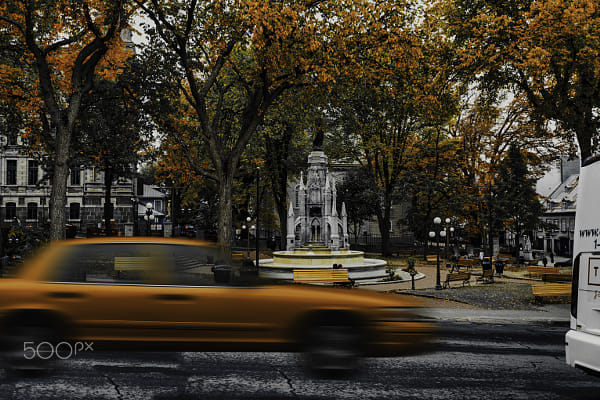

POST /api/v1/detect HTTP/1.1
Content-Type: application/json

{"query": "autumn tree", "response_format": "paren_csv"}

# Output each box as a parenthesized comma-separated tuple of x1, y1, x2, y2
(0, 0, 131, 240)
(131, 0, 408, 255)
(448, 94, 568, 254)
(446, 0, 600, 161)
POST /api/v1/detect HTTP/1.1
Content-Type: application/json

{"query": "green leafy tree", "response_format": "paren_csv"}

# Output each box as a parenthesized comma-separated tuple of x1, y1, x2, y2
(336, 167, 380, 242)
(73, 78, 153, 235)
(257, 91, 314, 249)
(494, 145, 544, 258)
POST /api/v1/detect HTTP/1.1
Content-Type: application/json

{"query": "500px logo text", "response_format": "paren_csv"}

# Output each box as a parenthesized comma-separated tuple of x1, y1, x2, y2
(23, 341, 94, 360)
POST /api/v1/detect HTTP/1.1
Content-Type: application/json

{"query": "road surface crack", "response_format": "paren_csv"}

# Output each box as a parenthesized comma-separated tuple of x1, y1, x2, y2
(531, 361, 539, 370)
(104, 375, 123, 400)
(278, 369, 298, 398)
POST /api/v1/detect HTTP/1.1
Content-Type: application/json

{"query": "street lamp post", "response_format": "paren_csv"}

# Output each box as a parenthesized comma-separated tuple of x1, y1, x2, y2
(144, 202, 154, 236)
(246, 216, 251, 258)
(444, 217, 451, 260)
(255, 167, 260, 273)
(430, 217, 445, 290)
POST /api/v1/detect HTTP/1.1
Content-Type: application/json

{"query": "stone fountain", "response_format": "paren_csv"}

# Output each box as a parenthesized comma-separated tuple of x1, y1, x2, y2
(258, 134, 388, 282)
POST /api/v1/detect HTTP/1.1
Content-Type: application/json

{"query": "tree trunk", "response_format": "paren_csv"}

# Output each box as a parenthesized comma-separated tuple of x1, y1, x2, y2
(49, 124, 71, 241)
(217, 171, 234, 263)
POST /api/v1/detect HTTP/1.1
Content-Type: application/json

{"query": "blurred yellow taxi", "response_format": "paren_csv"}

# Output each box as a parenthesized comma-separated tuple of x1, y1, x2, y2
(0, 238, 435, 375)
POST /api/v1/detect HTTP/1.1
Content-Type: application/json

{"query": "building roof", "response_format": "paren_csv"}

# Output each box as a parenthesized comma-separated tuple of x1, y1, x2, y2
(140, 184, 167, 199)
(544, 174, 578, 214)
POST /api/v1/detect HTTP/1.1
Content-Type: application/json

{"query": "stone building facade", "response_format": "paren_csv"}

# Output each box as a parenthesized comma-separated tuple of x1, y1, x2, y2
(0, 137, 136, 236)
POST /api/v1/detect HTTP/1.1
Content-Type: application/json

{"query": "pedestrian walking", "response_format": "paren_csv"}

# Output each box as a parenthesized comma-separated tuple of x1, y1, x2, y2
(543, 256, 548, 267)
(550, 251, 554, 264)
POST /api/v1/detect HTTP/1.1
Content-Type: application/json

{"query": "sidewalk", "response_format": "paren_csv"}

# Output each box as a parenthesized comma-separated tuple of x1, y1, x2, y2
(360, 264, 571, 325)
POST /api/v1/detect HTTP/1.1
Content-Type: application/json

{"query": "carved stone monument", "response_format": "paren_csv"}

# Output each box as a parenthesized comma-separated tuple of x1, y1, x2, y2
(286, 145, 348, 251)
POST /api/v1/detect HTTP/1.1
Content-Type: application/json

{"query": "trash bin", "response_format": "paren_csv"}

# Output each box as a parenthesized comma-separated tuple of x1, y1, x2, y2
(212, 264, 232, 283)
(495, 260, 505, 276)
(241, 258, 257, 273)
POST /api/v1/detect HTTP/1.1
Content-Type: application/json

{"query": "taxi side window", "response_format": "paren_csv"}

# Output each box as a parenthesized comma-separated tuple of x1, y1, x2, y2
(53, 243, 220, 285)
(55, 244, 147, 284)
(167, 244, 219, 286)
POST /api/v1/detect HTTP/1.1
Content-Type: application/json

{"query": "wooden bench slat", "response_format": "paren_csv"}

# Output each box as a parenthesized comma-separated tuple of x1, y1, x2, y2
(114, 256, 154, 271)
(293, 268, 351, 283)
(457, 259, 476, 268)
(531, 283, 571, 297)
(528, 266, 560, 275)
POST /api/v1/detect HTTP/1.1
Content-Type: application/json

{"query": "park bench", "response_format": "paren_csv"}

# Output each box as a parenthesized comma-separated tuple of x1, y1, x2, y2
(426, 255, 438, 263)
(477, 269, 494, 284)
(456, 258, 476, 271)
(527, 266, 560, 277)
(443, 272, 471, 289)
(110, 257, 156, 281)
(531, 283, 571, 299)
(542, 273, 572, 283)
(293, 268, 355, 287)
(114, 256, 154, 271)
(527, 259, 540, 266)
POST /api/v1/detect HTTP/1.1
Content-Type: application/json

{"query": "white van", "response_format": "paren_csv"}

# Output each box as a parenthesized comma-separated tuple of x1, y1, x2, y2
(565, 155, 600, 374)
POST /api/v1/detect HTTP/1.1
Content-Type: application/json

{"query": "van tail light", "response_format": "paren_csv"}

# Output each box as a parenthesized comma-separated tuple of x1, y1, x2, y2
(571, 254, 580, 319)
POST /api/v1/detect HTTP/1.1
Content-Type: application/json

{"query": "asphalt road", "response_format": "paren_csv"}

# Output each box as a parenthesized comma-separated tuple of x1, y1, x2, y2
(0, 322, 597, 400)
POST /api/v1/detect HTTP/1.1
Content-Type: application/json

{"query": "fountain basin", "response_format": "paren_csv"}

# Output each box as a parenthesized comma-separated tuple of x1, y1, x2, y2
(259, 248, 388, 282)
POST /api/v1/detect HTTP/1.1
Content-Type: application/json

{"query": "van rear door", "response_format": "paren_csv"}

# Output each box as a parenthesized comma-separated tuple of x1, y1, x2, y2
(574, 252, 600, 334)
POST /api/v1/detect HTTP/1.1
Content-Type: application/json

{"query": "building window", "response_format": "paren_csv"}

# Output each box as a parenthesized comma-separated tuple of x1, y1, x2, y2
(155, 200, 163, 212)
(5, 202, 16, 219)
(561, 219, 567, 232)
(27, 202, 38, 220)
(70, 167, 81, 185)
(69, 203, 80, 220)
(6, 160, 17, 185)
(28, 160, 39, 186)
(84, 197, 101, 206)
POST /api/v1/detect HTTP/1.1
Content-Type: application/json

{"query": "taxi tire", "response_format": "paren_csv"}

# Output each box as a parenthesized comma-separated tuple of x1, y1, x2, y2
(304, 319, 364, 378)
(1, 321, 57, 374)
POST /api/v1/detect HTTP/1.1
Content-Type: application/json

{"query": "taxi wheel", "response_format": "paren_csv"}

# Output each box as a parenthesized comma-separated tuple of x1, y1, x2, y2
(304, 319, 364, 377)
(1, 321, 57, 374)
